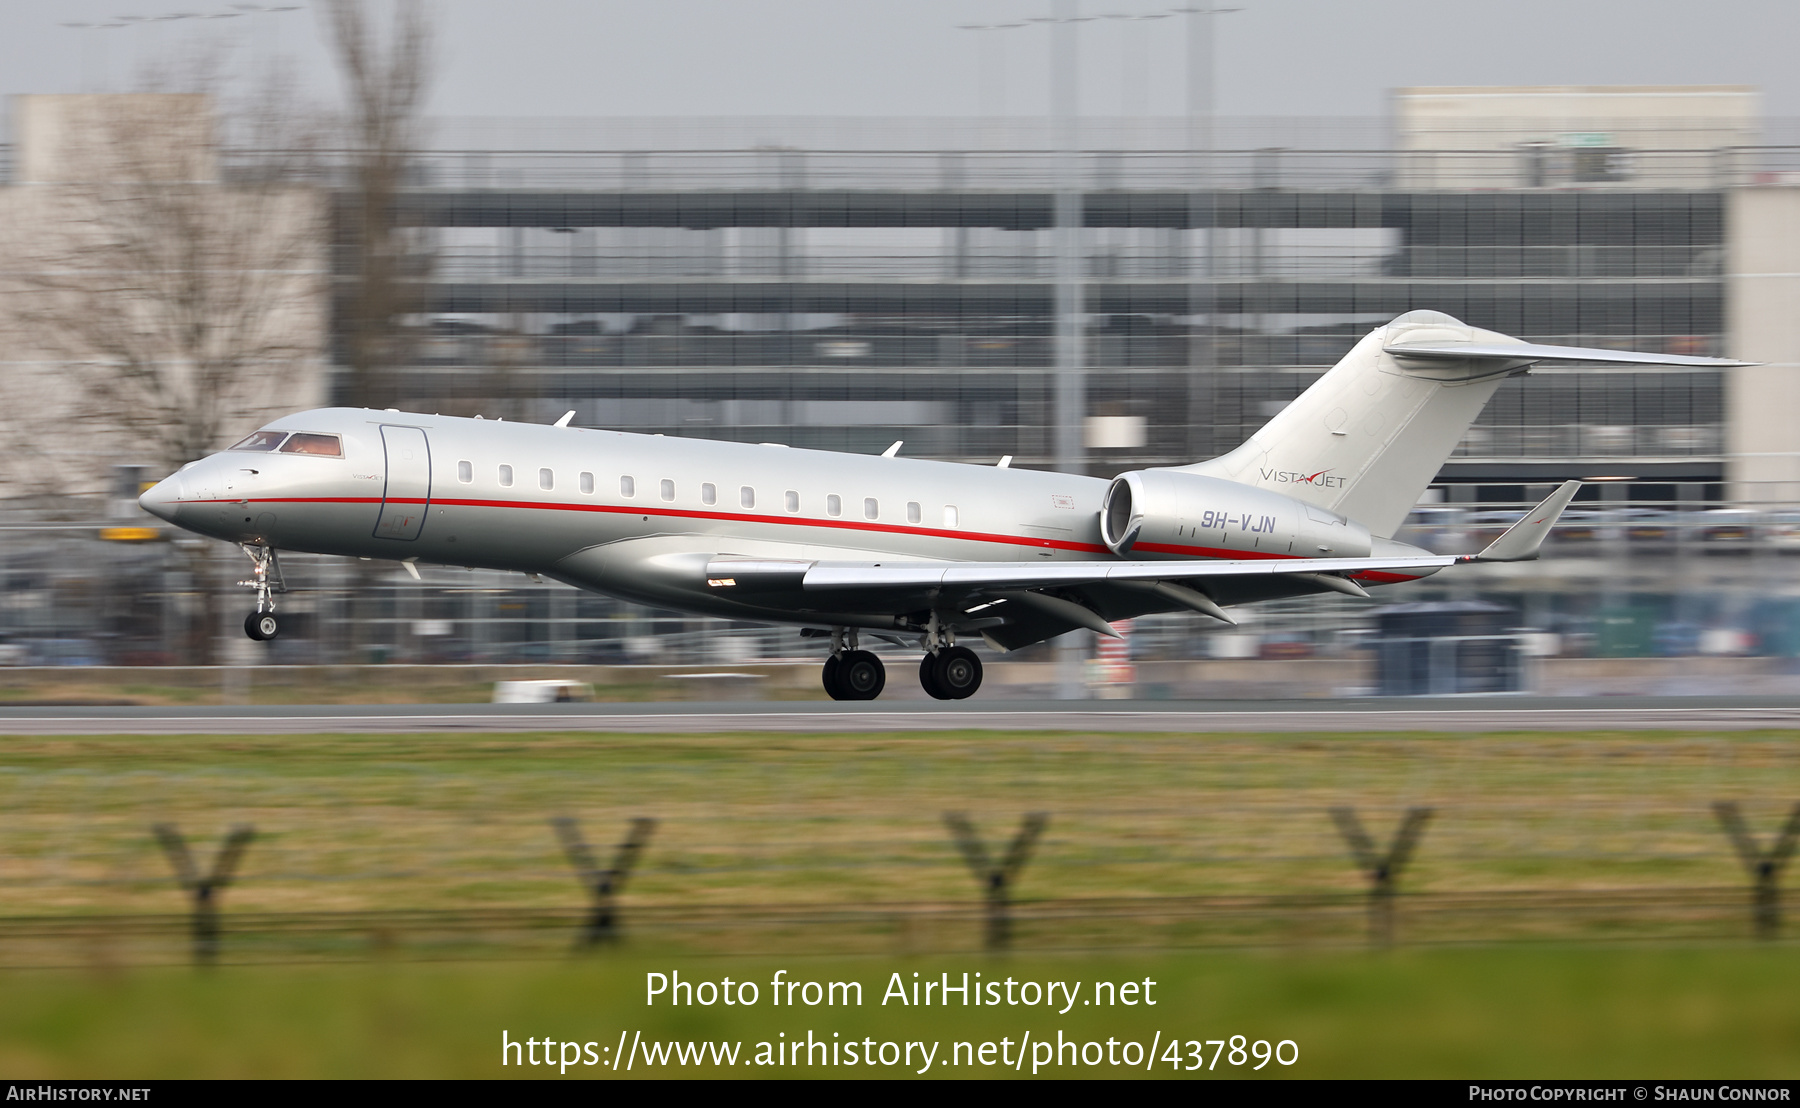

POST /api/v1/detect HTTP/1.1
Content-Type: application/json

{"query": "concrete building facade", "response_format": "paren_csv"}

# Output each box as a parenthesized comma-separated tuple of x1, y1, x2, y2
(0, 94, 329, 498)
(1727, 186, 1800, 503)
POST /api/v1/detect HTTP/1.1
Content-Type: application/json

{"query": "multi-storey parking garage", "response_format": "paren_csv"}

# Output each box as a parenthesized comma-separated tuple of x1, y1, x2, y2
(374, 137, 1747, 507)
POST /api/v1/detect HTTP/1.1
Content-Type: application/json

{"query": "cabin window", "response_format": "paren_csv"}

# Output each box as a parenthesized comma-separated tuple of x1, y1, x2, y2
(864, 497, 879, 520)
(826, 494, 841, 517)
(579, 472, 594, 494)
(785, 490, 799, 513)
(943, 505, 958, 528)
(701, 482, 717, 506)
(229, 430, 286, 452)
(906, 501, 921, 525)
(539, 468, 554, 491)
(740, 486, 755, 509)
(457, 460, 472, 483)
(660, 479, 675, 502)
(498, 465, 513, 488)
(278, 433, 342, 457)
(620, 475, 635, 497)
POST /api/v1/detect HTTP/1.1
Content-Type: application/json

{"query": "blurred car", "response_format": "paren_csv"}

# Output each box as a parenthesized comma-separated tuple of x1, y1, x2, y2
(1258, 640, 1315, 660)
(1467, 510, 1523, 547)
(1652, 621, 1701, 657)
(1619, 507, 1678, 544)
(1547, 508, 1602, 544)
(1766, 512, 1800, 554)
(1395, 505, 1470, 555)
(1698, 508, 1759, 552)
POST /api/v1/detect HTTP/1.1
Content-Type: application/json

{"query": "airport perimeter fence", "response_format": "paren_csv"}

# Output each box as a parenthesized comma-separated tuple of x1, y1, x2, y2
(3, 495, 1797, 674)
(0, 801, 1795, 968)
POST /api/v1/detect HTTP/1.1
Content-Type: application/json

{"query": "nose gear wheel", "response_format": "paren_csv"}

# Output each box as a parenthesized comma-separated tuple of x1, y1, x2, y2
(237, 544, 288, 640)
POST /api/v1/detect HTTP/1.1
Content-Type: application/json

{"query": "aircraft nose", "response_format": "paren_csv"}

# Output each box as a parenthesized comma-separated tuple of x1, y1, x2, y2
(138, 473, 185, 523)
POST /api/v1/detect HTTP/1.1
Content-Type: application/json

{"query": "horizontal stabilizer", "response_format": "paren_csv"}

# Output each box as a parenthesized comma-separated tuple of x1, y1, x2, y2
(1384, 340, 1753, 369)
(1475, 480, 1582, 563)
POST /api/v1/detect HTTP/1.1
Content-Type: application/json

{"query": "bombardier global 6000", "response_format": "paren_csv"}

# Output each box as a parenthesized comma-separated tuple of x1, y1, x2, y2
(138, 311, 1747, 701)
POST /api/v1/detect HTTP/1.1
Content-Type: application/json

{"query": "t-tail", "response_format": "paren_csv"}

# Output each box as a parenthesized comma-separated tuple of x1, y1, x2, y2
(1179, 310, 1750, 538)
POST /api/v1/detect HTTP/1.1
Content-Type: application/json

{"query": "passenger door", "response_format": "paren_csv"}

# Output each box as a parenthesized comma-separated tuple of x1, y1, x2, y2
(374, 425, 431, 540)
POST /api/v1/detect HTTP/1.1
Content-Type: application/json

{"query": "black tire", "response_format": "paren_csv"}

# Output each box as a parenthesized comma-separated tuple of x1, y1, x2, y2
(919, 653, 953, 700)
(244, 612, 268, 641)
(822, 654, 846, 700)
(250, 612, 280, 641)
(837, 650, 886, 701)
(935, 645, 983, 699)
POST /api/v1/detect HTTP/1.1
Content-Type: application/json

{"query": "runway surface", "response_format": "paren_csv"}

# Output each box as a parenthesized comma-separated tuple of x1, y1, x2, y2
(5, 697, 1800, 734)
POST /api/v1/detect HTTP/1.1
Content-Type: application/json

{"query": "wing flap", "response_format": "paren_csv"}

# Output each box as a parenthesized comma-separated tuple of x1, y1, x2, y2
(793, 553, 1455, 591)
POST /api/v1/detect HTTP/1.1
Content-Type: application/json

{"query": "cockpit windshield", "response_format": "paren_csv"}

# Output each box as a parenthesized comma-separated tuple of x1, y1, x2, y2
(278, 433, 343, 457)
(230, 430, 287, 452)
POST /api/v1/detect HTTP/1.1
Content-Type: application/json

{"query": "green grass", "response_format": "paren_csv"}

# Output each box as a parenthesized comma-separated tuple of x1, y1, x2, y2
(2, 946, 1797, 1078)
(5, 728, 1800, 1077)
(2, 729, 1797, 925)
(0, 672, 828, 706)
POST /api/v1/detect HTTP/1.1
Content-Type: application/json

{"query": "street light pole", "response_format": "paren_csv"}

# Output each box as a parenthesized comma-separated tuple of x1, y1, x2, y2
(1051, 0, 1085, 484)
(1177, 6, 1239, 458)
(1049, 0, 1090, 699)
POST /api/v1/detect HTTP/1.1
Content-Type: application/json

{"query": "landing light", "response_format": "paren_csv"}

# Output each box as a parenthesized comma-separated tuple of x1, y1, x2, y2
(707, 578, 737, 588)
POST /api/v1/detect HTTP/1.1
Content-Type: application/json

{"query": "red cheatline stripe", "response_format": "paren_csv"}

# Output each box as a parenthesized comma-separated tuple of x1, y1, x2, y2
(185, 494, 1115, 555)
(183, 495, 1429, 576)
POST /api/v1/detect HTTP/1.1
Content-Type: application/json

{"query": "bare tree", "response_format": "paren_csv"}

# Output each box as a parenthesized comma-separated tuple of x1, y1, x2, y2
(0, 81, 328, 489)
(322, 0, 435, 409)
(0, 66, 329, 664)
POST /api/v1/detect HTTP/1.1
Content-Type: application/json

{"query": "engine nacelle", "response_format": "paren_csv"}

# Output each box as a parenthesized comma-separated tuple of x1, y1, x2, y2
(1100, 469, 1371, 560)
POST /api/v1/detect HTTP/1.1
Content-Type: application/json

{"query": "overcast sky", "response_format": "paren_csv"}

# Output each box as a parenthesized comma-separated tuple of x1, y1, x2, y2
(5, 0, 1798, 126)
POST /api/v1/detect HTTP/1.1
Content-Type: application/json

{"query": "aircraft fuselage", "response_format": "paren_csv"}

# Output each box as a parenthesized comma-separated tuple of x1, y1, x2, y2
(143, 407, 1394, 629)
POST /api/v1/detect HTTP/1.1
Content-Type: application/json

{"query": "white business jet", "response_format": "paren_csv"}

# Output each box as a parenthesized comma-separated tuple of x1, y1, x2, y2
(138, 311, 1745, 700)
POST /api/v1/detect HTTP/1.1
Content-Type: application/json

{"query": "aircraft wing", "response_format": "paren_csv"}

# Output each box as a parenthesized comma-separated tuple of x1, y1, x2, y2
(705, 552, 1456, 647)
(784, 553, 1455, 590)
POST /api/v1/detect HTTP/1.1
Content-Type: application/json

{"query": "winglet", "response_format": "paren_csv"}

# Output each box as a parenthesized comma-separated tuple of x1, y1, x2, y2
(882, 440, 903, 458)
(1475, 480, 1581, 562)
(553, 410, 576, 428)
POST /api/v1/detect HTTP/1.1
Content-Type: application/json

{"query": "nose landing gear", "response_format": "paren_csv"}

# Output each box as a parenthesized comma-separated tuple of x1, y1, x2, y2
(238, 544, 287, 641)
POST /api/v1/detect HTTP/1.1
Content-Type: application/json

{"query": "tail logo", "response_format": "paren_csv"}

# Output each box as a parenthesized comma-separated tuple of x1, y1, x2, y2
(1260, 467, 1347, 489)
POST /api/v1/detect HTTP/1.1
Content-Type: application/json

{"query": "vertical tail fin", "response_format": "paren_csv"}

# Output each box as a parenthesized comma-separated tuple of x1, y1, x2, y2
(1178, 310, 1747, 539)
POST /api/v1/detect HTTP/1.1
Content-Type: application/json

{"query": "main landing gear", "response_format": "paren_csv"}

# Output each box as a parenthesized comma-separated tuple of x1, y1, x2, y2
(818, 623, 984, 702)
(918, 612, 981, 700)
(238, 543, 288, 641)
(919, 645, 982, 700)
(822, 629, 886, 701)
